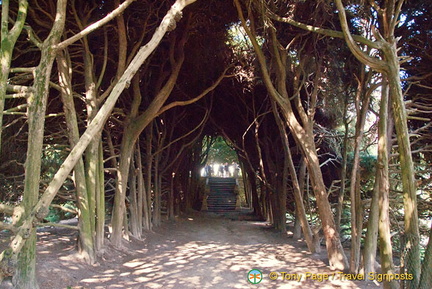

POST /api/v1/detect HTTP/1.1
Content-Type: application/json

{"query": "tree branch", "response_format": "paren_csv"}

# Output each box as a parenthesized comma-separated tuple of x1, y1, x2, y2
(35, 222, 78, 230)
(55, 0, 136, 51)
(334, 0, 387, 72)
(0, 1, 198, 277)
(267, 9, 380, 49)
(157, 68, 233, 116)
(0, 204, 14, 215)
(0, 222, 17, 233)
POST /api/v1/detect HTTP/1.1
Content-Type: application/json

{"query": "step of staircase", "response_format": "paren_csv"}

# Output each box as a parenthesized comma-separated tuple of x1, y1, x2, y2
(205, 177, 237, 213)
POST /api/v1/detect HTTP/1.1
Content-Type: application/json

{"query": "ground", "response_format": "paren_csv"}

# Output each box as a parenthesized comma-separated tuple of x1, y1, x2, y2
(1, 210, 383, 289)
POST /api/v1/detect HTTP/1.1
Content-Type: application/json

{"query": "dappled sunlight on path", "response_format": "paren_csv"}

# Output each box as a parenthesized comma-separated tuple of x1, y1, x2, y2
(52, 212, 381, 289)
(0, 211, 382, 288)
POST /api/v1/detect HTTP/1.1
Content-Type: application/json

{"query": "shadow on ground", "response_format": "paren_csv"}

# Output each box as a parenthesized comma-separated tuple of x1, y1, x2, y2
(1, 210, 382, 289)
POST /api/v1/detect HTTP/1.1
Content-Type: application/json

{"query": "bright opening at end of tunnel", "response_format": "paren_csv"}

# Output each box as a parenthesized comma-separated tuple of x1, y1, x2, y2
(199, 135, 242, 178)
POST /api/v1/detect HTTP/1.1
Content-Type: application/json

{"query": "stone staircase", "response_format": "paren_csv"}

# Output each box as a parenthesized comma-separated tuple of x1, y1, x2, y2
(205, 177, 238, 213)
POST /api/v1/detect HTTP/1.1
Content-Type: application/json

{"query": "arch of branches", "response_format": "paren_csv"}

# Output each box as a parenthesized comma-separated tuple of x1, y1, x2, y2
(0, 1, 431, 288)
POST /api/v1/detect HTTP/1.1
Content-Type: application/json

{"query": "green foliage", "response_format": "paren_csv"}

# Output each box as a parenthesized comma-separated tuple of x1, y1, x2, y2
(44, 202, 77, 223)
(226, 22, 264, 55)
(44, 207, 61, 223)
(41, 144, 69, 183)
(205, 136, 238, 164)
(346, 152, 377, 194)
(359, 153, 377, 172)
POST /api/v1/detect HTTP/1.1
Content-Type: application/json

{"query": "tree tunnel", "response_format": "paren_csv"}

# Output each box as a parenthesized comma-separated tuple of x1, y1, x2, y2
(1, 0, 432, 288)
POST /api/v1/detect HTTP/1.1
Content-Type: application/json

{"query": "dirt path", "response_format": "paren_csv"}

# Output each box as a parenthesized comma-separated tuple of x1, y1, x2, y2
(1, 211, 382, 289)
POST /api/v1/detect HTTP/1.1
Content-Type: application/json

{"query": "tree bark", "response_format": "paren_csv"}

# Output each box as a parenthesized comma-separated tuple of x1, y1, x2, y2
(245, 165, 261, 218)
(136, 142, 151, 231)
(57, 50, 95, 263)
(333, 0, 420, 284)
(385, 45, 420, 289)
(234, 0, 348, 270)
(0, 0, 28, 156)
(153, 156, 162, 227)
(349, 68, 371, 274)
(12, 2, 67, 288)
(82, 36, 100, 248)
(377, 82, 399, 289)
(0, 1, 197, 280)
(418, 222, 432, 289)
(239, 160, 252, 209)
(168, 171, 176, 220)
(111, 129, 136, 246)
(292, 211, 302, 239)
(363, 171, 380, 277)
(272, 101, 315, 251)
(335, 100, 349, 233)
(95, 140, 105, 252)
(128, 160, 141, 239)
(145, 127, 154, 230)
(111, 37, 185, 246)
(133, 145, 143, 234)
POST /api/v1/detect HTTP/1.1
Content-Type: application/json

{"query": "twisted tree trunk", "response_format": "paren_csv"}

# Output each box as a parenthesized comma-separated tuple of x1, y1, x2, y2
(334, 1, 420, 284)
(0, 1, 197, 283)
(235, 0, 348, 270)
(13, 2, 67, 288)
(57, 51, 95, 264)
(376, 82, 399, 289)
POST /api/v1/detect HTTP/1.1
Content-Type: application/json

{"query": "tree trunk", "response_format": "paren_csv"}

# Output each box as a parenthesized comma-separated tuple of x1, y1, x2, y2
(334, 0, 420, 281)
(240, 161, 252, 209)
(418, 222, 432, 289)
(282, 98, 345, 267)
(81, 24, 104, 243)
(80, 27, 108, 255)
(262, 140, 284, 232)
(111, 130, 136, 246)
(0, 1, 197, 278)
(168, 172, 175, 220)
(152, 155, 162, 227)
(128, 160, 141, 239)
(13, 2, 67, 287)
(305, 140, 348, 270)
(364, 92, 394, 277)
(363, 172, 380, 277)
(85, 139, 98, 237)
(272, 100, 314, 250)
(111, 30, 186, 246)
(335, 101, 349, 233)
(377, 82, 399, 289)
(276, 171, 287, 233)
(267, 189, 275, 227)
(57, 51, 95, 263)
(289, 154, 317, 253)
(262, 185, 269, 223)
(145, 127, 154, 230)
(245, 165, 261, 218)
(136, 142, 151, 231)
(385, 46, 420, 289)
(300, 159, 321, 253)
(349, 71, 371, 274)
(292, 211, 302, 239)
(272, 148, 287, 233)
(134, 144, 144, 232)
(0, 0, 28, 156)
(95, 140, 105, 252)
(234, 0, 348, 269)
